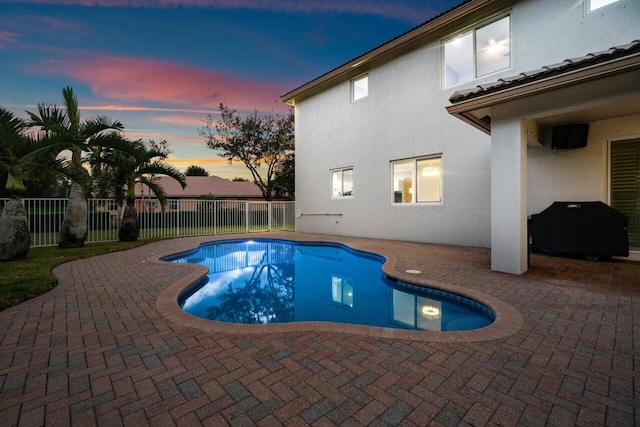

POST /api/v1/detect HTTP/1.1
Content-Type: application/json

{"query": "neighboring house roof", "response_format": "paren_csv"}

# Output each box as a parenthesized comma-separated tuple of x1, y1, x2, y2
(449, 40, 640, 104)
(280, 0, 486, 104)
(135, 176, 263, 199)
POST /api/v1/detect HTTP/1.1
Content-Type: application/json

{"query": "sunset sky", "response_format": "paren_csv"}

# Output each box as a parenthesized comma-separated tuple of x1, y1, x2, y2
(1, 0, 460, 179)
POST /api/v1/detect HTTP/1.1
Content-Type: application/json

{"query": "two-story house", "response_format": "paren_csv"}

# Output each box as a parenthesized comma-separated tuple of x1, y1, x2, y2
(280, 0, 640, 274)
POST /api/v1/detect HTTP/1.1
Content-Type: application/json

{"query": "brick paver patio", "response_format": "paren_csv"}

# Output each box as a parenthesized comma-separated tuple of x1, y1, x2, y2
(0, 232, 638, 426)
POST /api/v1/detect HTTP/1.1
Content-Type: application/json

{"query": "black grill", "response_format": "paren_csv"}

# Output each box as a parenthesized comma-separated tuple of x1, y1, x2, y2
(530, 202, 629, 258)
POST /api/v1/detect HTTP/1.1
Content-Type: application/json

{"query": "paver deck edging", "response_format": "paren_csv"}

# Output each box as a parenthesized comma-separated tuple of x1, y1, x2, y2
(151, 234, 523, 342)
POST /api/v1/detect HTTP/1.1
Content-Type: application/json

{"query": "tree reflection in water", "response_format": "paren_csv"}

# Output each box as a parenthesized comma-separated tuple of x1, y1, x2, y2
(206, 248, 295, 324)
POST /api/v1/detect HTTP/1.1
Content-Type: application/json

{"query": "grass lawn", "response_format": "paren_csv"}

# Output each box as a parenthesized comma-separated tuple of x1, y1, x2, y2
(0, 239, 161, 311)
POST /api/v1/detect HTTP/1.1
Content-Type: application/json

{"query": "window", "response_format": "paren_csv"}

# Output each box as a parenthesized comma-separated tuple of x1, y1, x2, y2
(393, 289, 441, 331)
(588, 0, 622, 12)
(332, 277, 354, 308)
(392, 156, 442, 204)
(351, 75, 368, 101)
(332, 168, 353, 198)
(169, 200, 179, 211)
(444, 15, 510, 88)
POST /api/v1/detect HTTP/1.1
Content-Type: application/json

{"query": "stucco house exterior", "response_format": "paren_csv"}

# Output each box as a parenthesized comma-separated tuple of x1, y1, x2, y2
(281, 0, 640, 274)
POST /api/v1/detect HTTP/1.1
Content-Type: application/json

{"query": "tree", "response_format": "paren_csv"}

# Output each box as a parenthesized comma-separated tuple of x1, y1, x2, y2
(26, 86, 129, 248)
(272, 150, 294, 199)
(232, 177, 248, 182)
(0, 108, 69, 260)
(206, 251, 295, 324)
(0, 167, 69, 198)
(95, 139, 186, 241)
(201, 103, 294, 201)
(185, 165, 209, 176)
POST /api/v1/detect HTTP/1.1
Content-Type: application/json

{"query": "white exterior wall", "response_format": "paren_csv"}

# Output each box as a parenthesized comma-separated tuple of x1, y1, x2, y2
(528, 113, 640, 215)
(294, 0, 640, 248)
(295, 42, 492, 246)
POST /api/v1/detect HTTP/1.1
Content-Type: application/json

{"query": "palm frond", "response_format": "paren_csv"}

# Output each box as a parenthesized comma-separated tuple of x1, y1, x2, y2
(139, 176, 168, 208)
(62, 86, 80, 132)
(26, 103, 69, 134)
(81, 116, 124, 139)
(0, 108, 27, 150)
(139, 162, 186, 188)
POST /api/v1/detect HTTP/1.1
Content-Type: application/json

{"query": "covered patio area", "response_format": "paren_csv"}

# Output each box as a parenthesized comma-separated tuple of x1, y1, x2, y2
(448, 39, 640, 274)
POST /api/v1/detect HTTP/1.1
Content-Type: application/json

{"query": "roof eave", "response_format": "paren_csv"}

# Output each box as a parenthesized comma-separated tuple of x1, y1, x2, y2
(280, 0, 497, 105)
(446, 52, 640, 133)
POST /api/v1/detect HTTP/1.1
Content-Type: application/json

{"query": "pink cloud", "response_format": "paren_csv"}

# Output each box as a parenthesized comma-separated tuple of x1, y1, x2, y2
(0, 31, 20, 46)
(34, 16, 88, 35)
(29, 54, 292, 113)
(7, 0, 428, 23)
(79, 105, 211, 115)
(152, 115, 207, 127)
(123, 129, 202, 142)
(0, 16, 87, 44)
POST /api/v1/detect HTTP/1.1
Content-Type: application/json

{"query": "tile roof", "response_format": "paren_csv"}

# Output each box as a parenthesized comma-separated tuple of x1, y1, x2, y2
(135, 176, 263, 199)
(449, 40, 640, 104)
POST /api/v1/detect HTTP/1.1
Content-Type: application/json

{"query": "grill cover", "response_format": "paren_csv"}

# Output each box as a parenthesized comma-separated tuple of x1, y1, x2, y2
(530, 202, 629, 258)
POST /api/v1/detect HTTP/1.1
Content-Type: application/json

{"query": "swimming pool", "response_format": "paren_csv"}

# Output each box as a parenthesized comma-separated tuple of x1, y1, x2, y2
(166, 239, 495, 331)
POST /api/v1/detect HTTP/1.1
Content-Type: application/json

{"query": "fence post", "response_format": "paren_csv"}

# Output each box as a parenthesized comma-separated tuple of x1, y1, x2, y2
(214, 200, 218, 235)
(176, 199, 180, 237)
(245, 201, 250, 233)
(268, 202, 272, 232)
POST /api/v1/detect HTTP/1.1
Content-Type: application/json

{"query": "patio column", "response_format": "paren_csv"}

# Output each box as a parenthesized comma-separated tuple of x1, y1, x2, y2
(490, 113, 528, 274)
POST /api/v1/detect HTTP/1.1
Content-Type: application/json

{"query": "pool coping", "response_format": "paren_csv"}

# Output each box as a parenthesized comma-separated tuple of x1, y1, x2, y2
(152, 235, 523, 342)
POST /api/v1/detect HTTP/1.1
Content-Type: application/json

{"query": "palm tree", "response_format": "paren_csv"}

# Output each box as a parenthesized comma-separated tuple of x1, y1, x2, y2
(96, 140, 186, 241)
(0, 108, 69, 260)
(26, 86, 127, 248)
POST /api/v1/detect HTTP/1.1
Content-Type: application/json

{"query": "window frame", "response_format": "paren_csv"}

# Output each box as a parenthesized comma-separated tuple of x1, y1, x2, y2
(331, 167, 354, 199)
(351, 74, 369, 102)
(391, 155, 443, 205)
(442, 14, 511, 89)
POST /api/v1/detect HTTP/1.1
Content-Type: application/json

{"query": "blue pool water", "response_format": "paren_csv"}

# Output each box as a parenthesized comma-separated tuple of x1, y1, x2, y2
(166, 239, 495, 331)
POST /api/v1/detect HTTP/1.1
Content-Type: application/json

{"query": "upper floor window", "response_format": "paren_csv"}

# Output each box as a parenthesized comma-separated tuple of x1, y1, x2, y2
(588, 0, 622, 12)
(331, 167, 353, 198)
(331, 276, 354, 308)
(392, 156, 442, 204)
(351, 75, 368, 101)
(443, 15, 510, 88)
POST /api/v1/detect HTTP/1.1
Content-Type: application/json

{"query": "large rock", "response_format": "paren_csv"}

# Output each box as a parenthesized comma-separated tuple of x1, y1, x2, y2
(0, 197, 31, 261)
(58, 182, 88, 248)
(118, 204, 140, 242)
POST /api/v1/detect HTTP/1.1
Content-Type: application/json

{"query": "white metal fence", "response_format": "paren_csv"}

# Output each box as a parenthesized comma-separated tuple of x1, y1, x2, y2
(0, 198, 295, 248)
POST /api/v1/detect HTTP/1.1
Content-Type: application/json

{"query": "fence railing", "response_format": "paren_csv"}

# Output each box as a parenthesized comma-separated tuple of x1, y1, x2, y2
(0, 198, 295, 248)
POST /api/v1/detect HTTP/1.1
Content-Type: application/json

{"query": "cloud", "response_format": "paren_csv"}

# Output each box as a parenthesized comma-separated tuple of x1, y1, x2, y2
(27, 54, 292, 113)
(152, 115, 207, 127)
(7, 0, 429, 23)
(80, 105, 212, 115)
(0, 15, 87, 46)
(0, 31, 20, 46)
(123, 129, 201, 143)
(34, 16, 88, 35)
